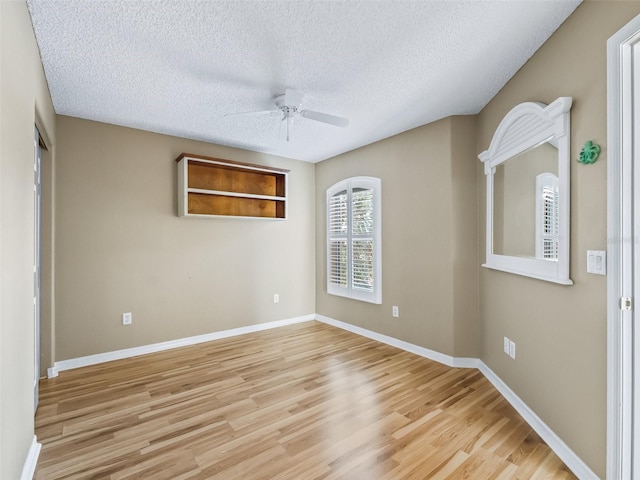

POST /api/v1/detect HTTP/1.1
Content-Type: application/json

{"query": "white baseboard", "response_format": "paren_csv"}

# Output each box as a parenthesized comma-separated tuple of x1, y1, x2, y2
(315, 314, 598, 480)
(47, 366, 58, 379)
(20, 436, 41, 480)
(53, 314, 315, 373)
(478, 362, 599, 480)
(315, 314, 470, 368)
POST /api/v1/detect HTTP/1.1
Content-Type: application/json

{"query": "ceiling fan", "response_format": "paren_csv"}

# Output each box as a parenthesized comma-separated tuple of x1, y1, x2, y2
(225, 89, 349, 141)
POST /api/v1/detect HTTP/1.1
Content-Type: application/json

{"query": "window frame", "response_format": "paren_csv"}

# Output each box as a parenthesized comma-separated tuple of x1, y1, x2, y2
(326, 176, 381, 304)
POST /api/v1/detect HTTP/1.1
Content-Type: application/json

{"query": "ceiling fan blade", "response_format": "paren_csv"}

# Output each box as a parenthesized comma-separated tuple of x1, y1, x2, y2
(284, 88, 305, 107)
(300, 110, 349, 128)
(224, 109, 276, 117)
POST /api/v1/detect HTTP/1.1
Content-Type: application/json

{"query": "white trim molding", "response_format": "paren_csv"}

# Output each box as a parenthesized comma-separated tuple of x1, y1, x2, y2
(20, 436, 41, 480)
(316, 314, 479, 368)
(607, 12, 640, 480)
(53, 314, 315, 373)
(478, 364, 599, 480)
(315, 314, 598, 480)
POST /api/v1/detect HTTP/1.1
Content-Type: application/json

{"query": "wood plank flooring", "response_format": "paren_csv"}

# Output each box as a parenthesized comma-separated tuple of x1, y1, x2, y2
(35, 321, 577, 479)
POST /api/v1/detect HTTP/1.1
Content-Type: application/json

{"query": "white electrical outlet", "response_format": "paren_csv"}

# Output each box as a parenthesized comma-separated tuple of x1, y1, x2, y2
(273, 294, 279, 304)
(509, 340, 516, 359)
(503, 336, 510, 355)
(392, 306, 399, 318)
(122, 312, 132, 325)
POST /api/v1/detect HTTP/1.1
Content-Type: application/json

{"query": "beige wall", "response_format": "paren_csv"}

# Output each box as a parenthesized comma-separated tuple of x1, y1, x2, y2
(0, 1, 56, 478)
(477, 2, 640, 477)
(54, 116, 315, 360)
(450, 116, 479, 358)
(315, 116, 479, 358)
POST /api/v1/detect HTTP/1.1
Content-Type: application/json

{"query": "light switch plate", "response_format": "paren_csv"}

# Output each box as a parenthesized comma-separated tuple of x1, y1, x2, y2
(587, 250, 606, 275)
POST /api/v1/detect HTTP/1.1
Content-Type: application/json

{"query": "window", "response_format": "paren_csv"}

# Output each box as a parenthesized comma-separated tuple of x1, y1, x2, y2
(535, 172, 559, 260)
(327, 177, 381, 303)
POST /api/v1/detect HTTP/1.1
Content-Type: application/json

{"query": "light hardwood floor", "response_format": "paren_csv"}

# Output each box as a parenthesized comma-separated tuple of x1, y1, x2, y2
(35, 321, 577, 479)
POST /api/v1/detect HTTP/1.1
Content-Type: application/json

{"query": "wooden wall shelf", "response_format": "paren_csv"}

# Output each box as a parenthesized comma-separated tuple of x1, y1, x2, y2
(176, 153, 289, 219)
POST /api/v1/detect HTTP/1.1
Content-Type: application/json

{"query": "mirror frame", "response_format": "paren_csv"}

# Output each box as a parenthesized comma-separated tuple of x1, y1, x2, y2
(479, 97, 573, 285)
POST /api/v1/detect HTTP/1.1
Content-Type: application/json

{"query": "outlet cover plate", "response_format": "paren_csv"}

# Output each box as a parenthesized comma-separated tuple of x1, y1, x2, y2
(586, 250, 606, 275)
(122, 312, 132, 325)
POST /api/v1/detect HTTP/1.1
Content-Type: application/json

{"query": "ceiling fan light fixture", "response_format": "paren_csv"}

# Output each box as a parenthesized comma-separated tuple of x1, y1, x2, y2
(227, 88, 349, 141)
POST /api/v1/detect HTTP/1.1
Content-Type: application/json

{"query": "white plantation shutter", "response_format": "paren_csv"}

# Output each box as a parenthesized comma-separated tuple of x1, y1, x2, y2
(329, 240, 348, 287)
(327, 178, 381, 303)
(329, 190, 348, 235)
(536, 173, 559, 261)
(542, 186, 559, 259)
(351, 187, 374, 292)
(352, 188, 374, 235)
(352, 239, 374, 291)
(328, 190, 348, 288)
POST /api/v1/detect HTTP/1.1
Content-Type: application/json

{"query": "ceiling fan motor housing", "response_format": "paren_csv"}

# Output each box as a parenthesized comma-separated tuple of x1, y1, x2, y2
(275, 94, 300, 120)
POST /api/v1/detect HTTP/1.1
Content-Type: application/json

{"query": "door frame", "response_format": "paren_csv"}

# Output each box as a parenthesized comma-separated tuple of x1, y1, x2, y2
(33, 125, 42, 412)
(607, 13, 640, 479)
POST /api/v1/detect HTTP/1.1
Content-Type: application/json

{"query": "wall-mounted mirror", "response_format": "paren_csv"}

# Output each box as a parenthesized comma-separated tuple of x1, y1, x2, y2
(479, 97, 572, 285)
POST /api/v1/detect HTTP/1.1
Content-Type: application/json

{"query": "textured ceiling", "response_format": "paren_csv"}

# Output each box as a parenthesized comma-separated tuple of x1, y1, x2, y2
(27, 1, 580, 163)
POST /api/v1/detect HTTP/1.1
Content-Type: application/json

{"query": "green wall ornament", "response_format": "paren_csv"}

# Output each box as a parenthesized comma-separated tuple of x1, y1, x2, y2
(578, 141, 601, 165)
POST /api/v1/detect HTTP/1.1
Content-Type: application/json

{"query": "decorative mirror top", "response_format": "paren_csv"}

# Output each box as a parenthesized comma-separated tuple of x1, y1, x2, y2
(479, 97, 571, 169)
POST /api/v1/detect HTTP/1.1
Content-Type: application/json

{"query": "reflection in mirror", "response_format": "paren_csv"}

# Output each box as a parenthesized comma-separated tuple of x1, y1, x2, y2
(492, 140, 558, 259)
(536, 172, 559, 260)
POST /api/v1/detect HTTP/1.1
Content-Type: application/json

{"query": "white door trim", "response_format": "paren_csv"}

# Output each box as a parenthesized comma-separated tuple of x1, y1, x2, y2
(607, 13, 640, 479)
(33, 126, 42, 413)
